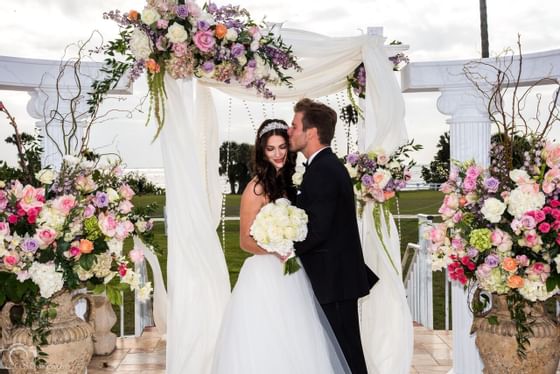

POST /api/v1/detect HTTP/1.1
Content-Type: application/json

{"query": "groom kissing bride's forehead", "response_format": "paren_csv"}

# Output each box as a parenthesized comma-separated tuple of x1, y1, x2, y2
(289, 98, 379, 374)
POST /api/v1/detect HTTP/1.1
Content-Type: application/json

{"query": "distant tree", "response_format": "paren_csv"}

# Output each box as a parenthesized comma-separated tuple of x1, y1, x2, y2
(219, 141, 254, 194)
(421, 131, 450, 183)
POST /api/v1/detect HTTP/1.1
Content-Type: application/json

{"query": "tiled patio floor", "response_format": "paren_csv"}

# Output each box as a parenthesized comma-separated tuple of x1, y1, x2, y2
(87, 325, 454, 373)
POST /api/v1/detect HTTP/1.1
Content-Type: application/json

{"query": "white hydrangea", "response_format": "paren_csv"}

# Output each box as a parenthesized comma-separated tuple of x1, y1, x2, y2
(129, 29, 153, 60)
(37, 206, 66, 230)
(28, 262, 64, 299)
(518, 279, 557, 302)
(507, 187, 546, 218)
(74, 264, 94, 281)
(92, 253, 113, 278)
(122, 270, 141, 290)
(250, 198, 308, 257)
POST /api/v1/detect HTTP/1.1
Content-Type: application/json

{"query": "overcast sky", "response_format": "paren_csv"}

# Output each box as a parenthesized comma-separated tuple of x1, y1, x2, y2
(1, 0, 559, 168)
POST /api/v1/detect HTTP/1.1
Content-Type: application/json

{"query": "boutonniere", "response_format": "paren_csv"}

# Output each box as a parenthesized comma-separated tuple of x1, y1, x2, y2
(292, 165, 305, 188)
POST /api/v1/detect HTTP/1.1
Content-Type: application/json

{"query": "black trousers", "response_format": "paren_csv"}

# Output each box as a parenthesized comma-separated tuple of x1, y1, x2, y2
(321, 299, 368, 374)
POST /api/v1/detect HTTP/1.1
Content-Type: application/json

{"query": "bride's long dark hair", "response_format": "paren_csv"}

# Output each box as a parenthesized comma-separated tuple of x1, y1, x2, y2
(253, 119, 297, 203)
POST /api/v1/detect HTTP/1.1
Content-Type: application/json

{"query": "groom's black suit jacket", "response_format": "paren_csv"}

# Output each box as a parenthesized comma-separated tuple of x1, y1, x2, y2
(295, 148, 378, 304)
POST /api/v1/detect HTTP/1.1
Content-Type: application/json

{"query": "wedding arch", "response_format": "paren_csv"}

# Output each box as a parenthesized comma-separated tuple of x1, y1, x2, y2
(151, 25, 413, 373)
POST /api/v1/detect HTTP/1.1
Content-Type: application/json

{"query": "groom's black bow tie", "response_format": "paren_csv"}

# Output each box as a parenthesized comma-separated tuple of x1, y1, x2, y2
(302, 161, 309, 169)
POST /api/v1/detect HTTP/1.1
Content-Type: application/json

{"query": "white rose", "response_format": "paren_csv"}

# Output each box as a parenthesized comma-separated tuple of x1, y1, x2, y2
(237, 54, 247, 66)
(106, 188, 120, 203)
(35, 168, 55, 184)
(225, 28, 238, 41)
(123, 270, 140, 290)
(250, 39, 260, 52)
(0, 180, 5, 188)
(141, 7, 161, 25)
(509, 169, 532, 185)
(135, 220, 148, 233)
(166, 22, 189, 43)
(107, 238, 124, 257)
(345, 163, 358, 178)
(480, 197, 506, 223)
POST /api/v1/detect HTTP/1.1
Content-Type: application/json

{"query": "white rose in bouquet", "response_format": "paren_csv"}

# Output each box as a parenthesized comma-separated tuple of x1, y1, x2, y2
(480, 197, 506, 223)
(35, 168, 55, 184)
(250, 198, 308, 274)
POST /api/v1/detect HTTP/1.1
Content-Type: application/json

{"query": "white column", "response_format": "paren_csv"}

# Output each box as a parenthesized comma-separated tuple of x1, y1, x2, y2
(437, 86, 490, 374)
(27, 87, 89, 168)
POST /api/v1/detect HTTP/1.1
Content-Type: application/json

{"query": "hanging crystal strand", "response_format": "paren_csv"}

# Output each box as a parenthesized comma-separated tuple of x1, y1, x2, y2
(242, 99, 258, 133)
(270, 102, 275, 118)
(324, 95, 339, 155)
(396, 196, 402, 242)
(261, 101, 268, 121)
(222, 97, 233, 252)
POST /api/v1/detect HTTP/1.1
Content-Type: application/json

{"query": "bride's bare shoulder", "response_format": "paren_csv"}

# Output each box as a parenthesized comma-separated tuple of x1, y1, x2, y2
(241, 178, 265, 205)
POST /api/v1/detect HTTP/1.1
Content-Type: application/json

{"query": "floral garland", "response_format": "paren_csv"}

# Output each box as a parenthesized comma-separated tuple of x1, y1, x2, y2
(93, 0, 301, 138)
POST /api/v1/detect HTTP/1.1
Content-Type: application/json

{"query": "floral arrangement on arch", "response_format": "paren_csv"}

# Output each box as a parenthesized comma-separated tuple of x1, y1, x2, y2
(344, 140, 421, 210)
(97, 0, 301, 137)
(427, 40, 560, 357)
(0, 154, 154, 359)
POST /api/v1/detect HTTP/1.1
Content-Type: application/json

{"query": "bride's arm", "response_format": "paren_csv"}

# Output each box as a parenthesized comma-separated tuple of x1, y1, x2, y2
(239, 179, 269, 255)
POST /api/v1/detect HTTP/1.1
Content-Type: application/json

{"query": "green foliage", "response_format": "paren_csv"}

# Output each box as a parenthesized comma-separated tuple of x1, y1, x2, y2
(0, 132, 43, 183)
(421, 131, 449, 184)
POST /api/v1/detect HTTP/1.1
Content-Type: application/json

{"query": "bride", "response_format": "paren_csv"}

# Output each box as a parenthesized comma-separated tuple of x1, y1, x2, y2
(211, 119, 350, 374)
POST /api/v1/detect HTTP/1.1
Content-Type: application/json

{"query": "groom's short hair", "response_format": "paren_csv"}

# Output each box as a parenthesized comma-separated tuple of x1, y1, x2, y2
(294, 98, 337, 145)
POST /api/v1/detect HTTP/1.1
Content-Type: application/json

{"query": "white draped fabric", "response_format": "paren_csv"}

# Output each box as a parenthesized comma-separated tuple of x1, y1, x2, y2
(359, 204, 414, 374)
(161, 28, 412, 374)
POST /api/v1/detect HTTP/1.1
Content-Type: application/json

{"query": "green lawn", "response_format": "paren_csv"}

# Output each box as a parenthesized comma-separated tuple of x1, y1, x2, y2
(117, 190, 449, 334)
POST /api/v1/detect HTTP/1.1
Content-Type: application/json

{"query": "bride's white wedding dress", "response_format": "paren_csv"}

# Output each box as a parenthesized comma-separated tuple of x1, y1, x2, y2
(211, 255, 350, 374)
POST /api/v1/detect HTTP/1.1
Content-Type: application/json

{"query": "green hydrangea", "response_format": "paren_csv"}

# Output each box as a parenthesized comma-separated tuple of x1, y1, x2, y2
(84, 216, 101, 241)
(469, 228, 492, 251)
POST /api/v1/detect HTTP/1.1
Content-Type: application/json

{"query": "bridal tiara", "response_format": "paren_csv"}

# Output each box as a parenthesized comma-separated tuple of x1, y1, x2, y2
(258, 121, 289, 138)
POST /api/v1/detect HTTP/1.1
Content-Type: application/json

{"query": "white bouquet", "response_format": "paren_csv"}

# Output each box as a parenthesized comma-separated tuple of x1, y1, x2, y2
(250, 198, 308, 274)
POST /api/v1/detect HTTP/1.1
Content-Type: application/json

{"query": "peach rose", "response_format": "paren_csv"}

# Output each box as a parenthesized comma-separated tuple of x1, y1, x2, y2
(146, 59, 160, 73)
(127, 10, 139, 21)
(79, 239, 94, 254)
(215, 23, 227, 39)
(507, 275, 524, 289)
(501, 257, 518, 273)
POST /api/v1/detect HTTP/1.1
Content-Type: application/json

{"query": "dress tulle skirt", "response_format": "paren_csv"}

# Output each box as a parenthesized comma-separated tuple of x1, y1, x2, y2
(212, 255, 350, 374)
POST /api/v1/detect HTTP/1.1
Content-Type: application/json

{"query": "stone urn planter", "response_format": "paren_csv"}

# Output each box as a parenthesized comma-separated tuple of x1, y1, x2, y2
(90, 294, 117, 355)
(472, 293, 560, 374)
(0, 291, 95, 373)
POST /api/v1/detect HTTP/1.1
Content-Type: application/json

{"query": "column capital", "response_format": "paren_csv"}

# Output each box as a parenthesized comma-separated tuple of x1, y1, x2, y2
(437, 85, 491, 125)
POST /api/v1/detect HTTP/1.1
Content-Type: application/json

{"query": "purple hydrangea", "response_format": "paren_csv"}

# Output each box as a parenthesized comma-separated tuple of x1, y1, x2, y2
(207, 2, 218, 14)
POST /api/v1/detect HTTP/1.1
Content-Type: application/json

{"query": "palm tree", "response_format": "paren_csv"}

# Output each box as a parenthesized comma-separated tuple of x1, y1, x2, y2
(479, 0, 489, 58)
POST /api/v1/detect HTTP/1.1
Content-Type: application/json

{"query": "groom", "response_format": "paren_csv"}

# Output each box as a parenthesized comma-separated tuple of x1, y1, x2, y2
(288, 98, 378, 374)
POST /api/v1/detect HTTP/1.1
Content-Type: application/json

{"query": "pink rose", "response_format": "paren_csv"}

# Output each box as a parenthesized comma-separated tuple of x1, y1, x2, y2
(515, 255, 529, 267)
(129, 247, 145, 264)
(462, 177, 476, 192)
(119, 184, 135, 200)
(0, 190, 7, 211)
(490, 229, 505, 245)
(4, 255, 18, 267)
(19, 185, 44, 212)
(115, 220, 134, 240)
(520, 214, 537, 229)
(119, 200, 133, 214)
(526, 262, 550, 282)
(544, 142, 560, 168)
(7, 214, 18, 224)
(84, 204, 96, 218)
(156, 19, 169, 29)
(452, 211, 463, 224)
(193, 30, 215, 53)
(53, 195, 76, 215)
(0, 221, 10, 236)
(538, 222, 551, 233)
(36, 227, 57, 248)
(439, 182, 454, 194)
(98, 212, 117, 237)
